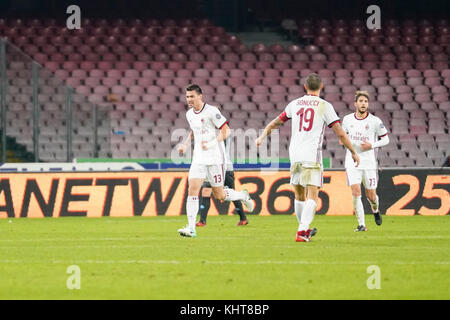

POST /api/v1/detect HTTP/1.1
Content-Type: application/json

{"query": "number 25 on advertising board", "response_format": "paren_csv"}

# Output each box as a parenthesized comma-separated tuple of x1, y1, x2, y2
(386, 175, 449, 216)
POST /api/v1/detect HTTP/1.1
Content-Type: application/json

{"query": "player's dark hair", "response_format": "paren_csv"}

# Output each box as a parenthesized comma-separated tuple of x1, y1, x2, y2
(185, 84, 202, 95)
(305, 73, 322, 91)
(354, 90, 370, 102)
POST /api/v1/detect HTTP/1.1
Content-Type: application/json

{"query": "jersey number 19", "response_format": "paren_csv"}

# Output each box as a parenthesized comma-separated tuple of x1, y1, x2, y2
(297, 108, 315, 132)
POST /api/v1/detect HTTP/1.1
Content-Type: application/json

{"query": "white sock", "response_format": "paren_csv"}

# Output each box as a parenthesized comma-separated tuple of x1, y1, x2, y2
(186, 196, 199, 230)
(295, 200, 305, 224)
(353, 195, 365, 226)
(224, 189, 246, 201)
(368, 195, 379, 213)
(298, 199, 317, 231)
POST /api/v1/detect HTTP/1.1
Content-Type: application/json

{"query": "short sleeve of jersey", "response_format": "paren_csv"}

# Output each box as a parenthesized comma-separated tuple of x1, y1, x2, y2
(277, 103, 290, 122)
(185, 110, 192, 123)
(210, 107, 227, 129)
(341, 115, 349, 133)
(284, 102, 293, 119)
(376, 117, 388, 137)
(279, 101, 293, 122)
(324, 102, 340, 127)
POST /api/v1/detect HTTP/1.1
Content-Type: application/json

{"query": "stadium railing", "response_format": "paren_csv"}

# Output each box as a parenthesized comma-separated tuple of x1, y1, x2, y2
(0, 38, 111, 163)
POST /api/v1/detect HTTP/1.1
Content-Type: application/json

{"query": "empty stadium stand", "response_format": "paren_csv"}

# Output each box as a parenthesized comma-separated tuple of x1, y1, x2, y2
(0, 15, 448, 166)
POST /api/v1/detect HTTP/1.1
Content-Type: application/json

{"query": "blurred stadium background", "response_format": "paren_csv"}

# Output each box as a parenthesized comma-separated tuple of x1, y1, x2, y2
(0, 0, 448, 167)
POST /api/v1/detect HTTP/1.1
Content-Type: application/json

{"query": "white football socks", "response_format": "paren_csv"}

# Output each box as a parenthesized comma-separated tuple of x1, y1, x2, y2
(186, 196, 199, 230)
(298, 199, 317, 231)
(353, 195, 365, 227)
(224, 188, 246, 201)
(295, 200, 305, 224)
(368, 195, 379, 213)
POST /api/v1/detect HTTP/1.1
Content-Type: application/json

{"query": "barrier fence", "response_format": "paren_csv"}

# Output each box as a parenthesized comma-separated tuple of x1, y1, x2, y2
(0, 38, 111, 163)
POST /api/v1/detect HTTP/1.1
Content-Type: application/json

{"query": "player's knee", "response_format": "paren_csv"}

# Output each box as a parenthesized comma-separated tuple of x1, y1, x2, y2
(188, 186, 201, 197)
(294, 187, 306, 201)
(306, 186, 319, 202)
(352, 191, 362, 197)
(295, 194, 306, 201)
(351, 186, 362, 197)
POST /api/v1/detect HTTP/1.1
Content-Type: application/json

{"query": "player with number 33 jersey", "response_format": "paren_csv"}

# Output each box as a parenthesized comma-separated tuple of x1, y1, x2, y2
(341, 90, 389, 232)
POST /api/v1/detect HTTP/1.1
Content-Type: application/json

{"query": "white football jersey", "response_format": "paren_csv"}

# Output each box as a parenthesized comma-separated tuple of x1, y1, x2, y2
(186, 103, 228, 165)
(280, 94, 340, 165)
(341, 113, 388, 169)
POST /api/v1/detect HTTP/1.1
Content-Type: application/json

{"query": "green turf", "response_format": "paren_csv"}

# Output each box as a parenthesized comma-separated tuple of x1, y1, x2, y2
(0, 215, 449, 300)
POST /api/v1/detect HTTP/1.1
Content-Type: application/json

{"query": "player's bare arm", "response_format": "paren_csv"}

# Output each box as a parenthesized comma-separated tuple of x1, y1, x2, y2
(202, 123, 231, 150)
(178, 131, 193, 155)
(255, 117, 283, 147)
(219, 123, 231, 141)
(332, 122, 360, 167)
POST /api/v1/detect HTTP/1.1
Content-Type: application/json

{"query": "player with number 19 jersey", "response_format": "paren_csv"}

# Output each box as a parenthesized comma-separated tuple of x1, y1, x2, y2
(279, 94, 340, 166)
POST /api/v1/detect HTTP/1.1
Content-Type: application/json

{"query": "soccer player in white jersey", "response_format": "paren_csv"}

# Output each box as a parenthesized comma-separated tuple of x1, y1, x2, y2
(256, 73, 360, 242)
(341, 90, 389, 232)
(196, 135, 249, 227)
(180, 132, 248, 226)
(177, 84, 254, 238)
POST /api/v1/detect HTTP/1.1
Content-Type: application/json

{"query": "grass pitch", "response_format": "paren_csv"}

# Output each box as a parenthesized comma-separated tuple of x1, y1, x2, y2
(0, 215, 449, 300)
